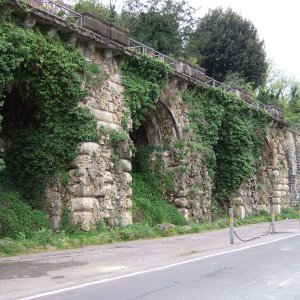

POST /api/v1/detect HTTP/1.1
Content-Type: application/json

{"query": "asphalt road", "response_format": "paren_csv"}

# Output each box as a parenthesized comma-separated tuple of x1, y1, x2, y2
(24, 234, 300, 300)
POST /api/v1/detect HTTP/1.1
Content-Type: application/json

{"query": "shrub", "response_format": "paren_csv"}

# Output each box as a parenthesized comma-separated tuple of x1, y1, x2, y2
(0, 188, 48, 238)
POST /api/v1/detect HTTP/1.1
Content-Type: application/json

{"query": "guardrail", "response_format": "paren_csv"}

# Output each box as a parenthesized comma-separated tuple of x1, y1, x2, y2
(23, 0, 300, 131)
(28, 0, 83, 25)
(128, 38, 177, 66)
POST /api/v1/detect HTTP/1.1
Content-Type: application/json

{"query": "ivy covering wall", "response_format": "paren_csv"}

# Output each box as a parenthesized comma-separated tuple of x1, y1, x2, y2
(182, 87, 269, 204)
(121, 53, 269, 215)
(121, 54, 170, 130)
(0, 17, 98, 208)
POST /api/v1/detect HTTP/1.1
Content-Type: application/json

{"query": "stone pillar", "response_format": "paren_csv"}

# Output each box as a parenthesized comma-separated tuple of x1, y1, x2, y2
(85, 41, 95, 61)
(234, 206, 246, 219)
(67, 33, 78, 48)
(25, 16, 36, 28)
(47, 27, 58, 38)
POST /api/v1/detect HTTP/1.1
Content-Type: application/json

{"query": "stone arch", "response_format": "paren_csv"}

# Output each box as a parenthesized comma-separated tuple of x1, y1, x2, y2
(131, 99, 180, 148)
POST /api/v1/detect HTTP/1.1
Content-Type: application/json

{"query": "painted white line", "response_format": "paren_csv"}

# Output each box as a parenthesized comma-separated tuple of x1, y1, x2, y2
(21, 233, 300, 300)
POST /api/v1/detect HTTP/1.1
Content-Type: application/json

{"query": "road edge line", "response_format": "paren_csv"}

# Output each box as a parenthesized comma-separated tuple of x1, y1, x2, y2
(20, 233, 300, 300)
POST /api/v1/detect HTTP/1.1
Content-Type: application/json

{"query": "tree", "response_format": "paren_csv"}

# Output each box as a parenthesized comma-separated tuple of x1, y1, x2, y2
(284, 82, 300, 123)
(257, 61, 300, 123)
(122, 0, 197, 56)
(126, 11, 181, 55)
(257, 61, 291, 106)
(75, 0, 121, 24)
(189, 8, 267, 87)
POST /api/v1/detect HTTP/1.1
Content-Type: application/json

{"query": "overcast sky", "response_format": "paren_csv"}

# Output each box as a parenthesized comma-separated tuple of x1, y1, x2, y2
(192, 0, 300, 81)
(105, 0, 300, 80)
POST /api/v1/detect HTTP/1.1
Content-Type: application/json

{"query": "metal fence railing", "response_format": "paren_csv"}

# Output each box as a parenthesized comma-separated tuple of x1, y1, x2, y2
(128, 38, 178, 66)
(23, 0, 300, 131)
(28, 0, 83, 26)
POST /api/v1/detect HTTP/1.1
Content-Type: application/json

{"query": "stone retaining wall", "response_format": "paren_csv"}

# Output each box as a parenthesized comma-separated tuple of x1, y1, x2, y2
(46, 49, 133, 231)
(232, 125, 300, 218)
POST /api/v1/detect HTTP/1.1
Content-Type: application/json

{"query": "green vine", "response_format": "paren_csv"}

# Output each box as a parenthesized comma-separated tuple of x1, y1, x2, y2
(121, 54, 170, 130)
(132, 146, 185, 226)
(0, 20, 98, 208)
(183, 86, 269, 203)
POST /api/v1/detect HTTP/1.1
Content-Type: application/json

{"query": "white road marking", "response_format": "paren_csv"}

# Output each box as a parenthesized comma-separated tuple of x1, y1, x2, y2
(280, 247, 291, 251)
(20, 233, 300, 300)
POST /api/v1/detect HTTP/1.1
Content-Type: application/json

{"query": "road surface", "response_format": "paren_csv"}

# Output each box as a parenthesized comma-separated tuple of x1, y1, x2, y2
(0, 220, 299, 299)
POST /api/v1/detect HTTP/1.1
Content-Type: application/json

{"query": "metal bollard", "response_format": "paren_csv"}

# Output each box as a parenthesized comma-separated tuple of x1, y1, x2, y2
(271, 206, 276, 234)
(229, 208, 234, 244)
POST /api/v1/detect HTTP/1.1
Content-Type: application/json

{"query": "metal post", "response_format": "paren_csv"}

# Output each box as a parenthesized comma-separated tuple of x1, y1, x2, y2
(271, 205, 276, 234)
(298, 206, 300, 228)
(229, 208, 234, 244)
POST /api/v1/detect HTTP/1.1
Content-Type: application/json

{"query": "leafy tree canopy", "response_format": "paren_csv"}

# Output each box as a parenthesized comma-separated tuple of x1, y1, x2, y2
(257, 61, 300, 124)
(122, 0, 197, 56)
(188, 8, 267, 87)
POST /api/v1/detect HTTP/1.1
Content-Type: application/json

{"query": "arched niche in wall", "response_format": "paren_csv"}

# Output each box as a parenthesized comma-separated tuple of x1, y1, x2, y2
(131, 100, 180, 148)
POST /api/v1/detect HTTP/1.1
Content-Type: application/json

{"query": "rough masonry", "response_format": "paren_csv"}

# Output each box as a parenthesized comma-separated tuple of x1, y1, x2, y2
(14, 0, 300, 230)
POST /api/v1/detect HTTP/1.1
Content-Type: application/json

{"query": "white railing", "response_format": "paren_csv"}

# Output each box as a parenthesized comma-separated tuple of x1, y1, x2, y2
(23, 0, 300, 130)
(128, 38, 177, 66)
(27, 0, 83, 26)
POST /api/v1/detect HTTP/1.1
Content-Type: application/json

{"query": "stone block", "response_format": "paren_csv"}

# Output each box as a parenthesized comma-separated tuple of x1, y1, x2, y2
(104, 171, 113, 183)
(115, 141, 132, 159)
(272, 197, 281, 205)
(97, 121, 121, 130)
(232, 196, 243, 206)
(272, 191, 286, 198)
(71, 211, 94, 231)
(274, 184, 289, 192)
(126, 198, 132, 209)
(101, 199, 113, 210)
(234, 206, 245, 219)
(178, 208, 189, 220)
(177, 190, 187, 197)
(124, 172, 132, 184)
(95, 185, 111, 197)
(126, 187, 132, 197)
(78, 142, 100, 155)
(81, 12, 110, 38)
(257, 204, 267, 212)
(92, 108, 116, 123)
(120, 197, 132, 209)
(108, 102, 115, 112)
(70, 155, 90, 169)
(71, 184, 95, 197)
(120, 159, 132, 172)
(120, 211, 132, 226)
(174, 198, 189, 208)
(70, 197, 97, 212)
(110, 25, 130, 46)
(163, 151, 171, 157)
(99, 211, 110, 219)
(273, 204, 281, 214)
(112, 114, 120, 123)
(88, 162, 99, 179)
(282, 178, 289, 185)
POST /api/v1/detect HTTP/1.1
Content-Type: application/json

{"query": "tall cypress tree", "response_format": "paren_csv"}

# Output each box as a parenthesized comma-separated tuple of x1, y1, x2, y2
(189, 8, 267, 87)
